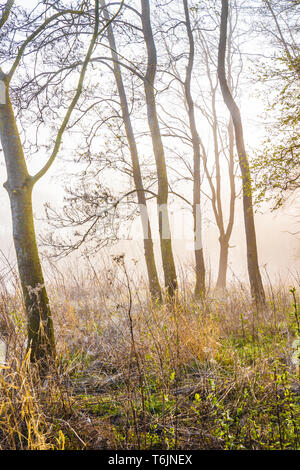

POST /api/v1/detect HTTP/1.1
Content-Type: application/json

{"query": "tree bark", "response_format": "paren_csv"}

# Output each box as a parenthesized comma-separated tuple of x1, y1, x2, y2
(101, 0, 162, 302)
(217, 0, 266, 306)
(0, 0, 116, 367)
(0, 75, 55, 363)
(140, 0, 177, 297)
(195, 16, 237, 291)
(215, 117, 235, 291)
(183, 0, 205, 298)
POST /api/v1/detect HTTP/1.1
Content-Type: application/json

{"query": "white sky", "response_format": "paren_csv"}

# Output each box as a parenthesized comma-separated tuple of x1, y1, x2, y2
(0, 0, 299, 286)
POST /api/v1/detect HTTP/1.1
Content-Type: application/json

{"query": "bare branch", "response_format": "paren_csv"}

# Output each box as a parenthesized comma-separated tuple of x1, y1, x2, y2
(31, 0, 124, 185)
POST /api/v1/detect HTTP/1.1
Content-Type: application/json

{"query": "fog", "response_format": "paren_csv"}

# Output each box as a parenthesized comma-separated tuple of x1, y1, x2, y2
(0, 95, 299, 287)
(0, 0, 299, 289)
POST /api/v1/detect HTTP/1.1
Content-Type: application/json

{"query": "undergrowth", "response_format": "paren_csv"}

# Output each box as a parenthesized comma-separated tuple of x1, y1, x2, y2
(0, 262, 299, 450)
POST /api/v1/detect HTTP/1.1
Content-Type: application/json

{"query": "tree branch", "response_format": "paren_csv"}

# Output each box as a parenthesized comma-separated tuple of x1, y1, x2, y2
(31, 0, 124, 185)
(0, 0, 14, 29)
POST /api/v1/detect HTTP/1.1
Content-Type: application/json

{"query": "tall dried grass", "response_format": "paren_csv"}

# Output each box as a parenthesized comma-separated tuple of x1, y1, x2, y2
(0, 257, 299, 449)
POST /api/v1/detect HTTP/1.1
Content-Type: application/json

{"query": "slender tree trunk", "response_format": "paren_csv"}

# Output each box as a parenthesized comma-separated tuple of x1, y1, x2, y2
(183, 0, 206, 298)
(215, 118, 235, 291)
(196, 18, 237, 291)
(214, 117, 235, 291)
(141, 0, 177, 297)
(101, 0, 162, 302)
(217, 0, 266, 306)
(0, 75, 55, 363)
(8, 185, 55, 362)
(216, 236, 229, 290)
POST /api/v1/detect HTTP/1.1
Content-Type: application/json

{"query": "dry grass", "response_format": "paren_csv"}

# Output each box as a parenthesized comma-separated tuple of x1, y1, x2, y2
(0, 260, 299, 450)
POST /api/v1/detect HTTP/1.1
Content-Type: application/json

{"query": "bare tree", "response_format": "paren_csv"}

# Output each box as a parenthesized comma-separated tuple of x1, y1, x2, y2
(0, 0, 123, 366)
(99, 0, 162, 302)
(140, 0, 177, 297)
(154, 0, 237, 292)
(193, 3, 239, 290)
(251, 0, 299, 210)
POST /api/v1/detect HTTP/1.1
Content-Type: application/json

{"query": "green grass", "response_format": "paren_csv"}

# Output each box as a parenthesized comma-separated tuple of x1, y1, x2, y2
(0, 276, 299, 449)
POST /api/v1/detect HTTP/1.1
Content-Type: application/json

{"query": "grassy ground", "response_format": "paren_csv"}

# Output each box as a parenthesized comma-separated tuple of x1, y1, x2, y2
(0, 262, 299, 450)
